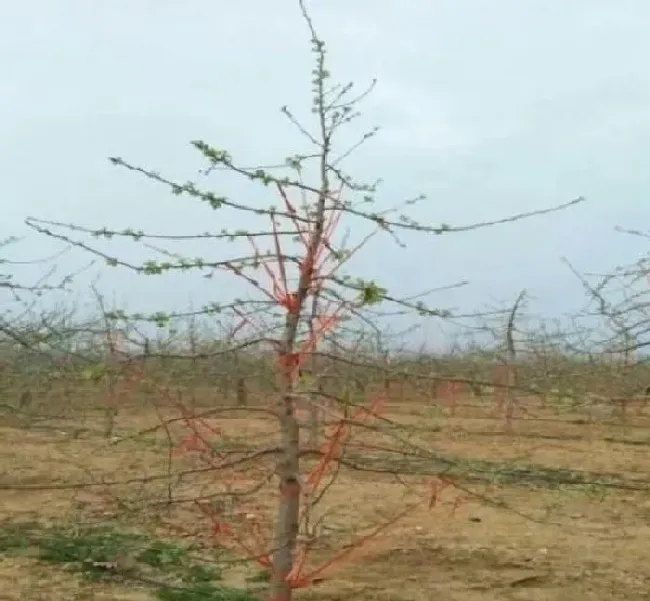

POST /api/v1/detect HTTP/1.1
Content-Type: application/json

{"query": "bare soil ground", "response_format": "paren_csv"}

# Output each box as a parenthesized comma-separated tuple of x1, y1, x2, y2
(2, 393, 650, 600)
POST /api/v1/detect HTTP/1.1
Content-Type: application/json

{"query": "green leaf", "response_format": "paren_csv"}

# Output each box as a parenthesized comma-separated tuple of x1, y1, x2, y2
(357, 281, 386, 306)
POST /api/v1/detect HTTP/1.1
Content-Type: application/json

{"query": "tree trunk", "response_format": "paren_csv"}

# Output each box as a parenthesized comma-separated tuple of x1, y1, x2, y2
(269, 391, 301, 601)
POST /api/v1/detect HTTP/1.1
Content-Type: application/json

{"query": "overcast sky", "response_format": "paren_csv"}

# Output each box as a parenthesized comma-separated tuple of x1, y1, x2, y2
(2, 1, 650, 346)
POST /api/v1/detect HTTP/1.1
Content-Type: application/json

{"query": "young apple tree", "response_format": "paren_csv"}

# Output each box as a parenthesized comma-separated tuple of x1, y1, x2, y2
(27, 2, 585, 599)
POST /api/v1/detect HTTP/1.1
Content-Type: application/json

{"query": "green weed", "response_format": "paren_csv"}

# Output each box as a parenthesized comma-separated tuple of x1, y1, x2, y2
(0, 520, 258, 599)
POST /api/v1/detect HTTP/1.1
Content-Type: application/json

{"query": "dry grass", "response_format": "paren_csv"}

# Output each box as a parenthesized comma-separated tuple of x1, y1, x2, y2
(2, 390, 650, 600)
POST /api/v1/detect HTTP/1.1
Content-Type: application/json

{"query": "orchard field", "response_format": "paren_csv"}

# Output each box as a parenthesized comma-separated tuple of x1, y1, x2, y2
(2, 357, 650, 601)
(2, 1, 650, 599)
